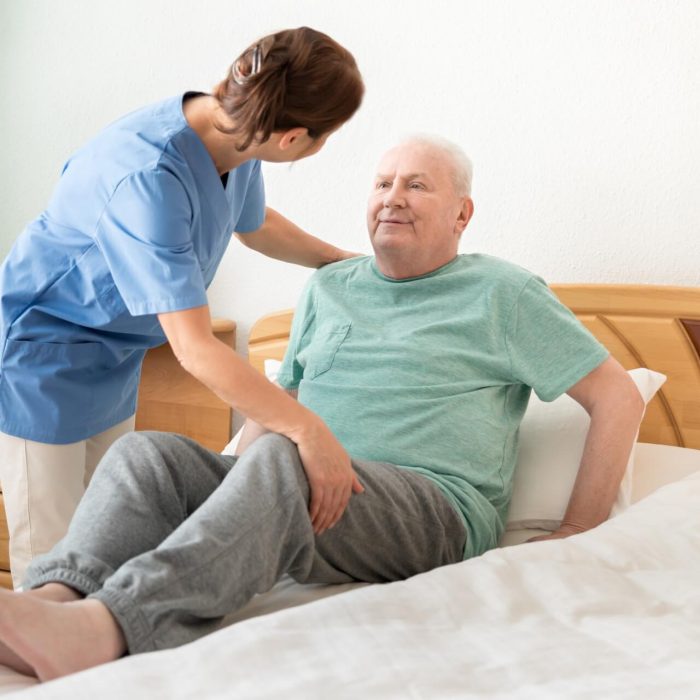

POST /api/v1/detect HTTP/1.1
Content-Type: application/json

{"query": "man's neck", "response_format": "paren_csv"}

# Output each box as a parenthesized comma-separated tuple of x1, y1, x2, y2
(374, 253, 458, 280)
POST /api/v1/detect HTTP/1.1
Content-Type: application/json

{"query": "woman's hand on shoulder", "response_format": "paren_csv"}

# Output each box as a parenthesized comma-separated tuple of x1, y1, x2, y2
(326, 248, 364, 265)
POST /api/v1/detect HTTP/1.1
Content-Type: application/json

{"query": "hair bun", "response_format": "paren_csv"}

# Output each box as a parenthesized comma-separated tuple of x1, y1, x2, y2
(214, 27, 364, 151)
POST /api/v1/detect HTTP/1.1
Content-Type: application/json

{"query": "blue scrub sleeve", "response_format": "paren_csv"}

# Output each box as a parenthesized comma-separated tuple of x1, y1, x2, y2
(95, 170, 208, 316)
(234, 160, 266, 233)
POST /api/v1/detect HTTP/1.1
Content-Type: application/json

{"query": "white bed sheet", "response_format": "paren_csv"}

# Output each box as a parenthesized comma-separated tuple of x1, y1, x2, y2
(3, 443, 700, 698)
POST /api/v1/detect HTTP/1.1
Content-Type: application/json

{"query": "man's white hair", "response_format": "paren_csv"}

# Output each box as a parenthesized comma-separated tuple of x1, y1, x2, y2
(398, 134, 473, 197)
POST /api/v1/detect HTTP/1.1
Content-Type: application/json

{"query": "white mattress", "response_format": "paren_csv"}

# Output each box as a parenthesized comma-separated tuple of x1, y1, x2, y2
(3, 442, 699, 697)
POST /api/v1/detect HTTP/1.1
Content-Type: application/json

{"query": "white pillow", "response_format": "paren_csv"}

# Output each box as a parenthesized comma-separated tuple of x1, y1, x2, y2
(631, 442, 700, 504)
(506, 368, 667, 531)
(264, 358, 283, 383)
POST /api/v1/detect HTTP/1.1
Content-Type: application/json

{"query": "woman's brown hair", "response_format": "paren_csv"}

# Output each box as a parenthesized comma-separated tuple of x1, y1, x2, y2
(213, 27, 364, 151)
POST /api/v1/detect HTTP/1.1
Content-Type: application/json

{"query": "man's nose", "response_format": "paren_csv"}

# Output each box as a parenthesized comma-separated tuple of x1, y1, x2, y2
(383, 185, 406, 208)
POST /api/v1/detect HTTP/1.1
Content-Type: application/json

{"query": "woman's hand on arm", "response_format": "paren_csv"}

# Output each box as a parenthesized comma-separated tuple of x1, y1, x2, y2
(235, 207, 362, 268)
(158, 306, 363, 534)
(235, 395, 365, 533)
(289, 409, 365, 533)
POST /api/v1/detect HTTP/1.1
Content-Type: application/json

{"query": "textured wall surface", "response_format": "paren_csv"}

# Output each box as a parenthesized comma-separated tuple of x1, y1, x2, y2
(2, 0, 699, 353)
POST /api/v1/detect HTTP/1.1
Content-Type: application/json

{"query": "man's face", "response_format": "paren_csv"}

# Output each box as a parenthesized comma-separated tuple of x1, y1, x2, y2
(366, 143, 472, 276)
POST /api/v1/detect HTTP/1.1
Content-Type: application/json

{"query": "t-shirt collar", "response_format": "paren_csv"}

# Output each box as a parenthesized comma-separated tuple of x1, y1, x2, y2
(370, 255, 461, 283)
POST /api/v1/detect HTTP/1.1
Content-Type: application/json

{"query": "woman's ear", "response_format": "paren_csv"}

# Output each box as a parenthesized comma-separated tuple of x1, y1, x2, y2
(277, 127, 309, 150)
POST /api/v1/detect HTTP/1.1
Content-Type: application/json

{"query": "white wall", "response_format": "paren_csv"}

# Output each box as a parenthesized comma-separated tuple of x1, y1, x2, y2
(3, 0, 699, 357)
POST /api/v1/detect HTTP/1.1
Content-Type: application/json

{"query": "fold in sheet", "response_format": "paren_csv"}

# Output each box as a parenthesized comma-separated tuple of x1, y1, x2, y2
(6, 471, 700, 699)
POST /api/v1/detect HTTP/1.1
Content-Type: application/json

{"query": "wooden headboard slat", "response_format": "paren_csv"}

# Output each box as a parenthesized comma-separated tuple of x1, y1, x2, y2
(551, 285, 700, 317)
(586, 315, 683, 446)
(680, 319, 700, 363)
(550, 286, 700, 449)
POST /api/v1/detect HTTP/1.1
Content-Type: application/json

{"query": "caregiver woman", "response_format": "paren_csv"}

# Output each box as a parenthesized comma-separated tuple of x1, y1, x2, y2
(0, 26, 365, 588)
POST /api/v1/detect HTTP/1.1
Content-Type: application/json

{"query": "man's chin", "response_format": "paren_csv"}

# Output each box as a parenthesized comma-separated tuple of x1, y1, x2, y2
(372, 229, 411, 243)
(371, 238, 410, 256)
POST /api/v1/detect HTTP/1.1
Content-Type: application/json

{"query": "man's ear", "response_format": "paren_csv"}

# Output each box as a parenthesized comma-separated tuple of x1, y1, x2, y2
(277, 127, 309, 150)
(454, 197, 474, 236)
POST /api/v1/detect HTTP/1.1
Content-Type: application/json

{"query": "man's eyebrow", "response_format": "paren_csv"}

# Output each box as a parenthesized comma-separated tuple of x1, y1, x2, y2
(374, 172, 432, 180)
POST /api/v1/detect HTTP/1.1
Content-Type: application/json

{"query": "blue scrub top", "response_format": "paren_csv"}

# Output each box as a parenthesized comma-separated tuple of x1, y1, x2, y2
(0, 93, 266, 443)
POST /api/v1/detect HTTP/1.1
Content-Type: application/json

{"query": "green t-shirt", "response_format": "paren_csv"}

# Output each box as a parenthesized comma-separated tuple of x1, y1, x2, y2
(276, 254, 609, 558)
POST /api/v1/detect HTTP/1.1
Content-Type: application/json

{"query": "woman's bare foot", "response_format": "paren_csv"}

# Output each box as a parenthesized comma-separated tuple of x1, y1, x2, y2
(0, 589, 126, 681)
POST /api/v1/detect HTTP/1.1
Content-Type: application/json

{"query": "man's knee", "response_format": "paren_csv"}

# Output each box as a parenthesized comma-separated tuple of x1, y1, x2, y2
(105, 431, 175, 462)
(245, 433, 299, 462)
(238, 433, 309, 498)
(97, 432, 195, 487)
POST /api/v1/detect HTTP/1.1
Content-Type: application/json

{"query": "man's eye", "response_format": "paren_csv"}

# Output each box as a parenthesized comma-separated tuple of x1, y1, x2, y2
(376, 182, 390, 189)
(409, 182, 424, 190)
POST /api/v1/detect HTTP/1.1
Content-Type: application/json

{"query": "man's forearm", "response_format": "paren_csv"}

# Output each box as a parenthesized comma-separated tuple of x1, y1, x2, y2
(559, 397, 645, 533)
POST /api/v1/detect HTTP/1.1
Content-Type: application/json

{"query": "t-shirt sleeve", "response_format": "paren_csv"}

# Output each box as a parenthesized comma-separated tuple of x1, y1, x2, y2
(506, 276, 609, 401)
(276, 277, 317, 390)
(95, 170, 208, 316)
(234, 160, 266, 233)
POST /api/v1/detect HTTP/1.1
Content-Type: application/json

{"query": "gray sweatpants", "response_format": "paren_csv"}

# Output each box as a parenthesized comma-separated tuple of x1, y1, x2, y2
(23, 431, 467, 654)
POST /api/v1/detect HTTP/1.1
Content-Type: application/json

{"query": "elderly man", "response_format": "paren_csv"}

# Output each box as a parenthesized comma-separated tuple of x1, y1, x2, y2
(0, 137, 643, 680)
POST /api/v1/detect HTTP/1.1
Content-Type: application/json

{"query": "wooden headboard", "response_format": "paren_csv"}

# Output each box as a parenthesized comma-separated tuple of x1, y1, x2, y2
(248, 284, 700, 450)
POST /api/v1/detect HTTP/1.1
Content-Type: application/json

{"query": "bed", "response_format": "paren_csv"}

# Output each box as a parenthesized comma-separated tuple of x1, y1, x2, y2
(2, 283, 699, 698)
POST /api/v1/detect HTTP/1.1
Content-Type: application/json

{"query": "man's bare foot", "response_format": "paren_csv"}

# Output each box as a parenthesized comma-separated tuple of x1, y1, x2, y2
(0, 585, 81, 677)
(0, 589, 126, 681)
(0, 640, 35, 677)
(26, 582, 82, 603)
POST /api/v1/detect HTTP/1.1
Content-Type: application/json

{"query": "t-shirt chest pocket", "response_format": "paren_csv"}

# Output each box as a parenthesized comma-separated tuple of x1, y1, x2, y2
(304, 322, 352, 379)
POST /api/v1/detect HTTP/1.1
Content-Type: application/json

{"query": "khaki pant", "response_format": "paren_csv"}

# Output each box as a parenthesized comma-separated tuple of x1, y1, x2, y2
(0, 415, 134, 588)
